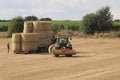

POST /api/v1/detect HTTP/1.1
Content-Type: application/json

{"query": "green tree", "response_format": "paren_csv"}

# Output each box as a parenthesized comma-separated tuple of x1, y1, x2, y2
(82, 13, 97, 34)
(82, 6, 113, 34)
(96, 6, 113, 32)
(40, 18, 52, 21)
(25, 16, 38, 21)
(8, 16, 24, 37)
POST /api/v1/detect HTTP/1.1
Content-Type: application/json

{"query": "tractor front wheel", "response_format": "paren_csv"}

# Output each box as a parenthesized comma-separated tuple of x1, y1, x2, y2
(65, 55, 72, 57)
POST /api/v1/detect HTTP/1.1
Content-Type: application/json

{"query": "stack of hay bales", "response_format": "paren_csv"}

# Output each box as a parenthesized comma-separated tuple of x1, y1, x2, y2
(12, 21, 52, 53)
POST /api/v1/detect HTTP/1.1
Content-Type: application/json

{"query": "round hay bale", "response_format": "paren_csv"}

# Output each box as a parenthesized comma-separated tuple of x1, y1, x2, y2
(43, 21, 52, 31)
(23, 21, 34, 33)
(38, 38, 44, 47)
(12, 33, 22, 53)
(41, 38, 50, 47)
(37, 37, 44, 48)
(37, 31, 46, 38)
(44, 31, 52, 38)
(12, 33, 22, 43)
(21, 33, 39, 52)
(12, 43, 21, 52)
(22, 43, 32, 51)
(37, 38, 51, 48)
(22, 33, 38, 42)
(45, 38, 51, 45)
(33, 21, 45, 33)
(34, 40, 38, 51)
(33, 35, 39, 51)
(33, 21, 52, 32)
(38, 38, 48, 47)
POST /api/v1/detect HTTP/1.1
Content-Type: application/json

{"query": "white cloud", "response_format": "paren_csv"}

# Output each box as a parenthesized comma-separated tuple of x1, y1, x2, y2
(0, 0, 120, 20)
(112, 10, 120, 20)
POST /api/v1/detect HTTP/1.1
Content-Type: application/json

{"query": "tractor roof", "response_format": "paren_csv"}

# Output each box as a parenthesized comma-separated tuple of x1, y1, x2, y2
(56, 34, 70, 38)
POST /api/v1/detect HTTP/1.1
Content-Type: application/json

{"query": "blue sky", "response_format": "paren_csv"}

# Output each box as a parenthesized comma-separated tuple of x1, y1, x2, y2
(0, 0, 120, 20)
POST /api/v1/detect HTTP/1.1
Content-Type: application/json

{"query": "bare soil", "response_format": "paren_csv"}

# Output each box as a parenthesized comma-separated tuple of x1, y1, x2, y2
(0, 38, 120, 80)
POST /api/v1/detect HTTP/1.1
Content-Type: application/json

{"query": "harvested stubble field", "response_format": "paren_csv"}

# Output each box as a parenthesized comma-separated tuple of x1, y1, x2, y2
(0, 37, 120, 80)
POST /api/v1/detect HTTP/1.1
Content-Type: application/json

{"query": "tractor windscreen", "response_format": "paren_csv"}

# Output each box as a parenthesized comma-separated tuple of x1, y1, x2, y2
(59, 38, 68, 46)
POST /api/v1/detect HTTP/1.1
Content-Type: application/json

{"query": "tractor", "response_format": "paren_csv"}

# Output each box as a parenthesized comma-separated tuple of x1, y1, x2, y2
(48, 36, 76, 57)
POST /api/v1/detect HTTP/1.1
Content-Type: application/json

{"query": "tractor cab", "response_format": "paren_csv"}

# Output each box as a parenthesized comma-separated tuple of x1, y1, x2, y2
(56, 37, 68, 47)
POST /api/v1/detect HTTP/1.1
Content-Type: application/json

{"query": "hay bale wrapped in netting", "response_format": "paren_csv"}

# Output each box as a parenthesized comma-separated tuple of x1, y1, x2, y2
(41, 21, 52, 31)
(23, 21, 34, 33)
(38, 38, 44, 47)
(44, 31, 52, 38)
(39, 38, 51, 47)
(33, 21, 52, 32)
(40, 38, 47, 47)
(33, 21, 45, 33)
(38, 38, 48, 48)
(38, 37, 51, 47)
(12, 33, 22, 43)
(12, 33, 22, 52)
(37, 31, 46, 48)
(12, 43, 21, 53)
(44, 38, 51, 45)
(38, 38, 46, 47)
(37, 31, 46, 38)
(22, 33, 39, 52)
(34, 40, 39, 50)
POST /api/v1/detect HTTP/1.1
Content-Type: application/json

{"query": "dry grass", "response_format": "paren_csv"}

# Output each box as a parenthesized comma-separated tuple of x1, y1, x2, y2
(0, 32, 8, 38)
(93, 31, 120, 38)
(0, 37, 120, 80)
(58, 30, 120, 39)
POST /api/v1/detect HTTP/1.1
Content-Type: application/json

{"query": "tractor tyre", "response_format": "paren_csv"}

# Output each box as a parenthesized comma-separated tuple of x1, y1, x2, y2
(53, 54, 59, 57)
(52, 45, 59, 57)
(48, 44, 54, 54)
(65, 54, 72, 57)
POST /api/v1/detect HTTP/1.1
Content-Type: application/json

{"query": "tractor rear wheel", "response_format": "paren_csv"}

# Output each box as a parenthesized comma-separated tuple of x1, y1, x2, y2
(53, 54, 59, 57)
(49, 44, 59, 57)
(48, 44, 54, 54)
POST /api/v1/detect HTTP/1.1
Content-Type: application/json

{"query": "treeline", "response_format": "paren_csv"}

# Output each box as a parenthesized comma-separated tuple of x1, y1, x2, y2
(1, 6, 120, 36)
(0, 22, 9, 32)
(52, 20, 82, 32)
(0, 20, 10, 31)
(112, 21, 120, 31)
(82, 6, 117, 34)
(0, 16, 52, 32)
(0, 20, 10, 22)
(7, 16, 53, 37)
(24, 16, 52, 21)
(52, 6, 120, 34)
